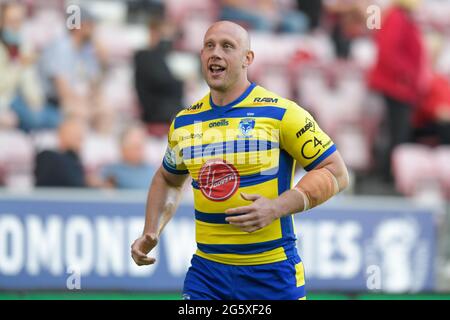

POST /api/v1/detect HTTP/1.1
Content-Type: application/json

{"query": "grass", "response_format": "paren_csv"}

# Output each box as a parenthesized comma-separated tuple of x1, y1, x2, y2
(2, 292, 450, 300)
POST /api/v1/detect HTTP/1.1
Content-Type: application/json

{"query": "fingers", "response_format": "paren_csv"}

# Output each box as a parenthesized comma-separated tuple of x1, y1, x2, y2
(226, 212, 257, 224)
(241, 226, 261, 233)
(240, 192, 261, 201)
(131, 235, 158, 266)
(225, 193, 261, 214)
(225, 205, 253, 215)
(134, 255, 156, 266)
(232, 220, 263, 233)
(131, 247, 156, 266)
(226, 212, 264, 233)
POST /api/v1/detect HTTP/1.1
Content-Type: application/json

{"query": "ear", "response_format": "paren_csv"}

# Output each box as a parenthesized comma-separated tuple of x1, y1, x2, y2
(243, 50, 255, 68)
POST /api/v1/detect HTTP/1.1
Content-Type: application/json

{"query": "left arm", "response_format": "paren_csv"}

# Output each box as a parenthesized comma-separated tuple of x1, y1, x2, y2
(225, 150, 349, 233)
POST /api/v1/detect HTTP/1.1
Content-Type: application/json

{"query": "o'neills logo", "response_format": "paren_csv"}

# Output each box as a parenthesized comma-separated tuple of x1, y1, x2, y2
(198, 159, 240, 201)
(208, 119, 229, 128)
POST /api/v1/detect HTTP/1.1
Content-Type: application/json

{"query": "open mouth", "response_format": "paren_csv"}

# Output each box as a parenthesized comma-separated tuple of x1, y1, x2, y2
(209, 64, 226, 76)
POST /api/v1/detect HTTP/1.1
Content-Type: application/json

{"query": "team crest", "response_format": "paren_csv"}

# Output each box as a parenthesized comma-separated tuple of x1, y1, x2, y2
(238, 118, 255, 138)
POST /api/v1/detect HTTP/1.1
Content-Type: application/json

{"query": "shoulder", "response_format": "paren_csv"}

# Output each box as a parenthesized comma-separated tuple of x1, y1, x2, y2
(134, 49, 156, 62)
(47, 36, 71, 53)
(36, 150, 60, 160)
(174, 94, 210, 118)
(134, 49, 148, 60)
(35, 150, 66, 169)
(249, 85, 300, 111)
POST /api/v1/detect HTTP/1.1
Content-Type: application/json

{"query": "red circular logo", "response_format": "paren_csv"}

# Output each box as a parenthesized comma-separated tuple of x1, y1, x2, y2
(198, 159, 240, 201)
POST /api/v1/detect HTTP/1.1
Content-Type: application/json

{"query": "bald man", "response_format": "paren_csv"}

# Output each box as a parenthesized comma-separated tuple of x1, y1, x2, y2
(131, 21, 349, 300)
(35, 118, 86, 187)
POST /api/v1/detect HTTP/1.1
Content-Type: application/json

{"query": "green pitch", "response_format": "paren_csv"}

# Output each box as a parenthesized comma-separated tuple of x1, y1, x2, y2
(1, 292, 450, 300)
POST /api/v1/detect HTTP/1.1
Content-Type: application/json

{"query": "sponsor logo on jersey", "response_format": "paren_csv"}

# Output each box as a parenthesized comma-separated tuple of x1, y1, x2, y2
(296, 117, 315, 138)
(301, 137, 323, 160)
(180, 133, 203, 141)
(253, 97, 279, 103)
(238, 118, 255, 138)
(163, 146, 177, 168)
(208, 119, 229, 128)
(186, 102, 203, 112)
(198, 159, 240, 201)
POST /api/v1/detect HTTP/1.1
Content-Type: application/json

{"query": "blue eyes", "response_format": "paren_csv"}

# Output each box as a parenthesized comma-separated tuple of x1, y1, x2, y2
(205, 43, 233, 49)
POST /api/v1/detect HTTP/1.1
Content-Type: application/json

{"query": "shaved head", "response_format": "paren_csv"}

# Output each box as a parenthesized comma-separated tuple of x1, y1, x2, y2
(200, 20, 254, 93)
(58, 118, 86, 153)
(204, 21, 251, 52)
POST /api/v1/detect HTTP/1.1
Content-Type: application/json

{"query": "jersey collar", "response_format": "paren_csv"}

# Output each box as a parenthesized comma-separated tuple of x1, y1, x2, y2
(209, 82, 256, 113)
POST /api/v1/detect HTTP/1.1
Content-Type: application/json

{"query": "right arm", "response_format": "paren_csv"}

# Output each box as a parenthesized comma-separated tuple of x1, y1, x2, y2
(131, 165, 188, 266)
(143, 165, 188, 237)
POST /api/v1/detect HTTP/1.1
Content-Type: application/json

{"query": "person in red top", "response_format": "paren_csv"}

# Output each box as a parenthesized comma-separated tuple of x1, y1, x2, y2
(368, 0, 430, 180)
(414, 73, 450, 145)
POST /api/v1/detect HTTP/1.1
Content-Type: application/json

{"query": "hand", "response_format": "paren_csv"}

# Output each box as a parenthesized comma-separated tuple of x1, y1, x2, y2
(225, 193, 280, 233)
(131, 233, 158, 266)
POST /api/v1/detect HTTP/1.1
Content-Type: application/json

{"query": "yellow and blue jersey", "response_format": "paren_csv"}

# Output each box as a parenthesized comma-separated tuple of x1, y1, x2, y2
(163, 83, 336, 266)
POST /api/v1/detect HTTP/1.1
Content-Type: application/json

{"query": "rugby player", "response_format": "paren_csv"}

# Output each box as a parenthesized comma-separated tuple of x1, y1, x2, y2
(131, 21, 349, 300)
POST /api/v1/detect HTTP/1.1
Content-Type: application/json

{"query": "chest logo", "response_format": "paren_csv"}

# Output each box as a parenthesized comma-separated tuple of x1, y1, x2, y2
(198, 159, 240, 201)
(238, 118, 255, 138)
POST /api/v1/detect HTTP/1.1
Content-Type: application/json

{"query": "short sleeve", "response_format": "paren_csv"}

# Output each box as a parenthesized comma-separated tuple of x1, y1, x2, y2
(280, 103, 336, 171)
(41, 40, 72, 79)
(162, 119, 189, 175)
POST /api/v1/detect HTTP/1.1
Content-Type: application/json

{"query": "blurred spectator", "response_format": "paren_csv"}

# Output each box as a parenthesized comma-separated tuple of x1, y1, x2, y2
(414, 73, 450, 144)
(134, 17, 183, 136)
(38, 6, 113, 134)
(95, 124, 156, 189)
(296, 0, 323, 31)
(368, 0, 430, 180)
(0, 1, 60, 131)
(126, 0, 165, 24)
(34, 117, 87, 187)
(219, 0, 309, 33)
(323, 0, 367, 58)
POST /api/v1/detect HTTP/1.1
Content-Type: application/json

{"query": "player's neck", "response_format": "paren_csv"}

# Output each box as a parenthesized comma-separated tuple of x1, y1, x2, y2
(210, 79, 251, 107)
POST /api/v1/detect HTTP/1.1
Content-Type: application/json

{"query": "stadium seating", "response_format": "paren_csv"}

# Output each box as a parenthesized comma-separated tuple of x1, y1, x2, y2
(81, 133, 120, 175)
(392, 144, 437, 197)
(0, 130, 34, 188)
(435, 146, 450, 198)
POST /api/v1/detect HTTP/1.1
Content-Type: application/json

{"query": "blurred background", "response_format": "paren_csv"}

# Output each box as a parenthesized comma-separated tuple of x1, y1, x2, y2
(1, 0, 450, 299)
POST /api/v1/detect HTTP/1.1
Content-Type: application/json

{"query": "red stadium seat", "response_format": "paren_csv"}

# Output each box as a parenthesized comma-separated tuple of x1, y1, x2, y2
(0, 130, 34, 188)
(145, 136, 168, 167)
(101, 66, 139, 118)
(30, 129, 59, 152)
(81, 133, 120, 175)
(435, 146, 450, 198)
(391, 144, 437, 196)
(333, 126, 372, 172)
(166, 0, 218, 25)
(22, 8, 65, 51)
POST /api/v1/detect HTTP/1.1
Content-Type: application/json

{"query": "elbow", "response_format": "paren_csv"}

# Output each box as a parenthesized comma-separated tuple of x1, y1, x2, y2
(338, 166, 350, 193)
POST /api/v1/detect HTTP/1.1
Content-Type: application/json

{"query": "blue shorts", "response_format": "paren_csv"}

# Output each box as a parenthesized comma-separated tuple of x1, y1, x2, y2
(182, 254, 306, 300)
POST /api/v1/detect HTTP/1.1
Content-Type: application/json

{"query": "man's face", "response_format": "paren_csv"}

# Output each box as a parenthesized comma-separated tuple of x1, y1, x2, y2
(80, 21, 94, 44)
(59, 120, 85, 153)
(200, 25, 250, 92)
(3, 4, 25, 32)
(122, 129, 146, 166)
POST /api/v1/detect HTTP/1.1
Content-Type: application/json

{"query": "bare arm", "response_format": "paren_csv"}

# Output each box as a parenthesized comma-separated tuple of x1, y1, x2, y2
(131, 165, 189, 265)
(273, 150, 349, 217)
(225, 151, 349, 232)
(143, 165, 189, 236)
